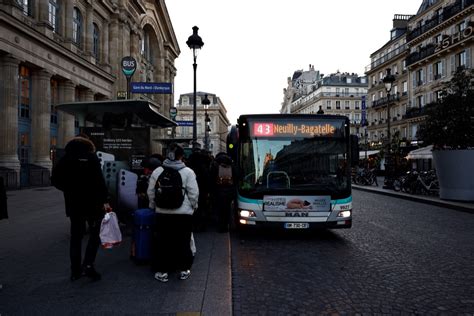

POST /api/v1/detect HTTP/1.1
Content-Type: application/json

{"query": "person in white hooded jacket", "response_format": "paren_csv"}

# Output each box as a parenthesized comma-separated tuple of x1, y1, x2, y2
(147, 143, 199, 282)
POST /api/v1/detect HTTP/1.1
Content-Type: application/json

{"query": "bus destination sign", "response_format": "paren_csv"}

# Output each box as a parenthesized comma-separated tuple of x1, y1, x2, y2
(252, 122, 339, 137)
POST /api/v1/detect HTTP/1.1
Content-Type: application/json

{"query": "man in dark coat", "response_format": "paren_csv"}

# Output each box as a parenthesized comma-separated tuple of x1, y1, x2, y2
(51, 136, 110, 281)
(187, 148, 211, 231)
(209, 152, 236, 233)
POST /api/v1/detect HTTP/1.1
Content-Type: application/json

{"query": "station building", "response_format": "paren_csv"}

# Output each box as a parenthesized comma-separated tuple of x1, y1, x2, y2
(0, 0, 179, 188)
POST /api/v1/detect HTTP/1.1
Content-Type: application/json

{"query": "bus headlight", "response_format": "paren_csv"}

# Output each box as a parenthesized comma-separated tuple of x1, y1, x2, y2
(240, 210, 256, 218)
(337, 210, 351, 218)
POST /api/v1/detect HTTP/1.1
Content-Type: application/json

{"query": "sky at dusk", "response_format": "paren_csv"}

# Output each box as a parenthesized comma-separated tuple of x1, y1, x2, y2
(165, 1, 423, 125)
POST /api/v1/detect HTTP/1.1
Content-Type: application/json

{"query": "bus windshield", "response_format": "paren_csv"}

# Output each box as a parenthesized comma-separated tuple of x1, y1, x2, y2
(239, 137, 350, 196)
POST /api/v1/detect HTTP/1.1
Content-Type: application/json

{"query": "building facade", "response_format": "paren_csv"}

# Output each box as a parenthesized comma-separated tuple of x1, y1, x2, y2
(366, 0, 473, 150)
(282, 66, 368, 136)
(365, 14, 413, 149)
(0, 0, 179, 188)
(174, 92, 231, 157)
(405, 0, 473, 140)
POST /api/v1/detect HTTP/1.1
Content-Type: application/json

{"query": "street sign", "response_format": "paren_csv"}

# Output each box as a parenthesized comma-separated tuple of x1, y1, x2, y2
(117, 91, 127, 100)
(130, 82, 173, 94)
(121, 56, 136, 78)
(361, 95, 367, 126)
(176, 120, 193, 126)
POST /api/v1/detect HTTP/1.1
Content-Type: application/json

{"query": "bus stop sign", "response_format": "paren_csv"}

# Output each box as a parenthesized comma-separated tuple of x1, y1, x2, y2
(121, 56, 136, 78)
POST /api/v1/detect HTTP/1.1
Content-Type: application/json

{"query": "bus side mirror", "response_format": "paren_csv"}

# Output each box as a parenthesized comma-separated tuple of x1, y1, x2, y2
(350, 135, 359, 167)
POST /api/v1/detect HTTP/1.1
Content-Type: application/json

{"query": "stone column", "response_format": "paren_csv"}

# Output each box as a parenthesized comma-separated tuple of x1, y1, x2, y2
(36, 0, 53, 35)
(130, 30, 139, 56)
(63, 0, 74, 46)
(0, 55, 21, 184)
(57, 80, 76, 148)
(82, 89, 95, 127)
(85, 5, 94, 56)
(109, 18, 120, 87)
(31, 69, 52, 169)
(102, 22, 109, 65)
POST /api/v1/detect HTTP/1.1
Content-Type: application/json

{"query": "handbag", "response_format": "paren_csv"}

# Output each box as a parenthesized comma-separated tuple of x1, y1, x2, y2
(99, 211, 122, 249)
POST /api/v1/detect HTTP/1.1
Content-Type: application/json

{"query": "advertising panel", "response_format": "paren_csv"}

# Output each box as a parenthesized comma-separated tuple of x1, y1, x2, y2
(263, 195, 331, 212)
(82, 127, 150, 173)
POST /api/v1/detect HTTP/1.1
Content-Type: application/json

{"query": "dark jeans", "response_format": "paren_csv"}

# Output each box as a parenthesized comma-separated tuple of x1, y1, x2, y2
(69, 215, 102, 273)
(212, 191, 234, 231)
(152, 213, 194, 273)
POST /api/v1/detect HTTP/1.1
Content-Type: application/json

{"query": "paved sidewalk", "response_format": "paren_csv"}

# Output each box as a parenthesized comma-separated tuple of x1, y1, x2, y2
(353, 176, 474, 214)
(0, 187, 232, 316)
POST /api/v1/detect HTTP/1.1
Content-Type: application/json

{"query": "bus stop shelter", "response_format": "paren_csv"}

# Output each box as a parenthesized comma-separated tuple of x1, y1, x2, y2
(55, 99, 178, 216)
(56, 99, 177, 128)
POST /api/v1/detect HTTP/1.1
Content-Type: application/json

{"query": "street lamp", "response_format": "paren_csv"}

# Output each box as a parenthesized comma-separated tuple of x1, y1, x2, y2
(186, 26, 204, 147)
(202, 94, 211, 152)
(382, 68, 396, 189)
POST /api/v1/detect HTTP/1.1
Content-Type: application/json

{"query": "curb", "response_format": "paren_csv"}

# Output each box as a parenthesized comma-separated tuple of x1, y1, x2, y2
(353, 185, 474, 214)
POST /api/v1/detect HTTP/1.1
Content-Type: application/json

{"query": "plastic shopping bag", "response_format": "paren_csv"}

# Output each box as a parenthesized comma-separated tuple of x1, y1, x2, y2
(99, 211, 122, 249)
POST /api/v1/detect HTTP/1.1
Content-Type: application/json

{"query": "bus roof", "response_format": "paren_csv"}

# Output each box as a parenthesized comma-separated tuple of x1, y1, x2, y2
(237, 113, 349, 123)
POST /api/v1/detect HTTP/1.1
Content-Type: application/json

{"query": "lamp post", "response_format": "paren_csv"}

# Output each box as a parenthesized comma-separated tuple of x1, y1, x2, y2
(382, 68, 395, 189)
(364, 129, 368, 160)
(202, 94, 211, 152)
(186, 26, 204, 147)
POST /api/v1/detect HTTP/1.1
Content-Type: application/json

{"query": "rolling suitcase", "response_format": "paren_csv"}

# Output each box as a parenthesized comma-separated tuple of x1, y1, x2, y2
(130, 208, 155, 264)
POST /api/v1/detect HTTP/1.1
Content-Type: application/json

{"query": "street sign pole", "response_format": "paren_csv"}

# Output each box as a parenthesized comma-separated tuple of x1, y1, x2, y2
(126, 78, 131, 99)
(169, 107, 177, 139)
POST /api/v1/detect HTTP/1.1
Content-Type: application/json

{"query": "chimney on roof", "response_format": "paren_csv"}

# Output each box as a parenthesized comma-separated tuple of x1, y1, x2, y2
(392, 14, 411, 29)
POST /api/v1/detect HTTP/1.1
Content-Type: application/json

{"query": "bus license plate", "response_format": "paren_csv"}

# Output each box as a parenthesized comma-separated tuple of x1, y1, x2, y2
(284, 223, 309, 229)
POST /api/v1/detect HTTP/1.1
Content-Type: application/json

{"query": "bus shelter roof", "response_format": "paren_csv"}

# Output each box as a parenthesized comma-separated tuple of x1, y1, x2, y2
(56, 99, 177, 128)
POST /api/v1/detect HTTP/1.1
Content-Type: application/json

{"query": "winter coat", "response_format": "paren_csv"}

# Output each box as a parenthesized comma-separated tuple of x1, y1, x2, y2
(147, 158, 199, 215)
(51, 137, 109, 218)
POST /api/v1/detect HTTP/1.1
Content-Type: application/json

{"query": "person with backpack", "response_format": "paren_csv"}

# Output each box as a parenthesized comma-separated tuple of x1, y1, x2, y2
(51, 135, 110, 281)
(147, 143, 199, 282)
(210, 152, 236, 233)
(136, 154, 162, 209)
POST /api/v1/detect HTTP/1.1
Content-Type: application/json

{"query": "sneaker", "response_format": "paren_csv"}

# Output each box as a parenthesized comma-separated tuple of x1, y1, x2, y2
(154, 272, 169, 283)
(83, 265, 101, 281)
(179, 270, 191, 280)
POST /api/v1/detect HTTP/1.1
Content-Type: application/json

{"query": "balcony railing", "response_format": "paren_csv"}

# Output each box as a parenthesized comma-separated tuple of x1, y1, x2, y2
(406, 44, 436, 66)
(406, 0, 474, 42)
(365, 44, 407, 73)
(371, 94, 401, 108)
(402, 106, 427, 119)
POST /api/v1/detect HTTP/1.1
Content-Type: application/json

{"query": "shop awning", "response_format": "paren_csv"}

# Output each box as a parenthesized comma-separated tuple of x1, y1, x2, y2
(56, 99, 177, 128)
(358, 150, 380, 158)
(406, 145, 433, 160)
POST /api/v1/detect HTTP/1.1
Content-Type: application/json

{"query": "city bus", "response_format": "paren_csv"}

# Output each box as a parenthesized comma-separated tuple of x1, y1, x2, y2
(227, 114, 358, 231)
